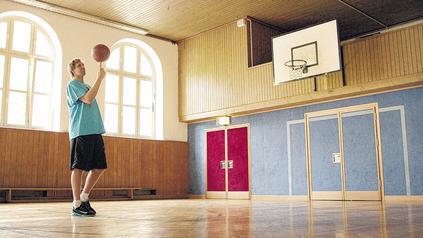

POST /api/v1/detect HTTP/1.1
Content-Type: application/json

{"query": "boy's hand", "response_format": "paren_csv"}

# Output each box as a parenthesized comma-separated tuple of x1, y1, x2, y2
(97, 67, 106, 81)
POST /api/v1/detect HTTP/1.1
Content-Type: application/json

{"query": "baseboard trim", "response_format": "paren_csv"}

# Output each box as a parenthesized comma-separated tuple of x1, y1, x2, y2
(189, 194, 206, 199)
(384, 196, 423, 202)
(251, 195, 308, 201)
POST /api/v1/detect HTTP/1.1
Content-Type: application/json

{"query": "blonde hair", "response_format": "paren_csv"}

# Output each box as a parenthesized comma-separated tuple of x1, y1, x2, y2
(68, 58, 82, 77)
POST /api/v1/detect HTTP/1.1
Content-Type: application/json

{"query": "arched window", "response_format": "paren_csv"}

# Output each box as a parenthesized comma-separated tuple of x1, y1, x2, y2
(104, 41, 156, 138)
(0, 12, 61, 130)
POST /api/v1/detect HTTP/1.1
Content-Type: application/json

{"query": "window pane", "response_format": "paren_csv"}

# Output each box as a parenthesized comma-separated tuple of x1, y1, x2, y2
(122, 106, 136, 135)
(34, 60, 52, 93)
(9, 57, 28, 91)
(35, 30, 52, 57)
(140, 54, 153, 76)
(105, 74, 119, 103)
(12, 21, 31, 52)
(140, 80, 152, 108)
(139, 108, 152, 136)
(123, 77, 136, 105)
(0, 22, 7, 48)
(0, 55, 4, 88)
(124, 46, 137, 73)
(32, 94, 49, 127)
(106, 48, 119, 70)
(104, 103, 118, 133)
(7, 91, 26, 125)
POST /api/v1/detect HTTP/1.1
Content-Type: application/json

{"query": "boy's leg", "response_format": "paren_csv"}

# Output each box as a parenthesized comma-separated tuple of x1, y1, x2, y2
(71, 169, 83, 207)
(82, 169, 106, 195)
(80, 169, 105, 214)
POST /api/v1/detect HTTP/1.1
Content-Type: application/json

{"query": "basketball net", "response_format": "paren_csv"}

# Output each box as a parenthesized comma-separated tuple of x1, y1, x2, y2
(284, 60, 307, 80)
(289, 65, 305, 80)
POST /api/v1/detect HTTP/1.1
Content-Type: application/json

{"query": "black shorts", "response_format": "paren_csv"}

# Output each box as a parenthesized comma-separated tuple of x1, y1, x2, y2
(70, 134, 107, 171)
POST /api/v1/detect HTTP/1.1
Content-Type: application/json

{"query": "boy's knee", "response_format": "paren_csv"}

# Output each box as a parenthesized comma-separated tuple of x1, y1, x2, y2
(92, 168, 106, 174)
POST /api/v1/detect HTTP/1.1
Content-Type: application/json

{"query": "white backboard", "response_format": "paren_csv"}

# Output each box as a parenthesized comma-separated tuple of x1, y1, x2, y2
(272, 20, 341, 85)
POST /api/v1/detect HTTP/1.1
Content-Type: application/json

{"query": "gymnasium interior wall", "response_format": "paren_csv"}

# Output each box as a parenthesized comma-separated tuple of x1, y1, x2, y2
(189, 87, 423, 196)
(179, 20, 423, 122)
(0, 1, 188, 200)
(2, 0, 187, 142)
(183, 20, 423, 196)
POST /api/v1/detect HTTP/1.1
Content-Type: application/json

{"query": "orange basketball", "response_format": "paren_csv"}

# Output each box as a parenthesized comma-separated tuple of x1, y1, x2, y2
(92, 44, 110, 62)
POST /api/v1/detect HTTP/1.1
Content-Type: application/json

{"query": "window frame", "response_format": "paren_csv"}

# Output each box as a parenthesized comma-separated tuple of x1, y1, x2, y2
(0, 16, 56, 130)
(104, 42, 156, 139)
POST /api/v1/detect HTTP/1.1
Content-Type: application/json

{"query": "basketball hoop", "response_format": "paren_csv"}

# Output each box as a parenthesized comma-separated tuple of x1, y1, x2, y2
(284, 60, 308, 80)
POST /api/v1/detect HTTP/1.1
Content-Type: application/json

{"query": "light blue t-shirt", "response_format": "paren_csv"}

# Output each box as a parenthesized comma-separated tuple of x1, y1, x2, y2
(66, 79, 105, 140)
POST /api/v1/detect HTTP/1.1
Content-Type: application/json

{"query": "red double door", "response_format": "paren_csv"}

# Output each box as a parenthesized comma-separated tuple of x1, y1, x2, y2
(206, 125, 250, 199)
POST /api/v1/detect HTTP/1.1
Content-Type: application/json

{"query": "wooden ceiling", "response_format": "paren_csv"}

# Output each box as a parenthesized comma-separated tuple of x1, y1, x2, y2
(20, 0, 423, 42)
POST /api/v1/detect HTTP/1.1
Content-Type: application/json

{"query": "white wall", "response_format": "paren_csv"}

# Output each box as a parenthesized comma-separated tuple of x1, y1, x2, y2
(1, 0, 187, 141)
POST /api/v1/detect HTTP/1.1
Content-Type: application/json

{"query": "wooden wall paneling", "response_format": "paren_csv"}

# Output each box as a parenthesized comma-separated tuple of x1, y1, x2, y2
(123, 138, 130, 187)
(0, 128, 188, 200)
(37, 131, 47, 187)
(394, 31, 401, 77)
(401, 29, 408, 76)
(54, 133, 61, 188)
(359, 39, 366, 84)
(141, 140, 153, 188)
(348, 41, 357, 85)
(389, 32, 397, 79)
(0, 127, 5, 185)
(59, 133, 70, 187)
(113, 135, 125, 193)
(179, 23, 423, 121)
(2, 129, 13, 187)
(410, 27, 419, 74)
(404, 29, 413, 75)
(344, 44, 357, 86)
(327, 72, 336, 89)
(387, 32, 395, 78)
(47, 133, 56, 188)
(404, 29, 412, 75)
(6, 130, 12, 187)
(368, 37, 376, 81)
(344, 43, 352, 85)
(398, 30, 406, 76)
(2, 129, 9, 186)
(12, 129, 21, 187)
(355, 39, 363, 84)
(10, 130, 19, 187)
(129, 139, 135, 186)
(36, 131, 44, 187)
(418, 25, 423, 73)
(164, 142, 171, 195)
(104, 136, 113, 187)
(365, 38, 372, 82)
(409, 27, 418, 73)
(158, 141, 166, 194)
(375, 36, 389, 79)
(102, 136, 112, 187)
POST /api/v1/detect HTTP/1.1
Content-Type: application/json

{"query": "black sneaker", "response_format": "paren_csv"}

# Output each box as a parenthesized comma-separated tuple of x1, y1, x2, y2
(81, 201, 96, 215)
(72, 204, 95, 216)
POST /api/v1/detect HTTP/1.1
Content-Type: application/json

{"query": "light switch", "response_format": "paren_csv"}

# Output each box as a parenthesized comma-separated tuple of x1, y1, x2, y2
(332, 153, 341, 163)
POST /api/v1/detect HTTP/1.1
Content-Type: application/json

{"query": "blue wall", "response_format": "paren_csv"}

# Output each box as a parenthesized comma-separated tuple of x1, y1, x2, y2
(188, 87, 423, 196)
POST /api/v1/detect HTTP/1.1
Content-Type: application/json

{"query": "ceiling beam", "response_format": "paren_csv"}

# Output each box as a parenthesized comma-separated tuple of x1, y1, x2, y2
(337, 0, 388, 28)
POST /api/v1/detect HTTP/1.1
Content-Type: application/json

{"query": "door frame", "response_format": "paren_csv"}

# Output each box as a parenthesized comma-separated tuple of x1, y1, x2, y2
(205, 123, 251, 199)
(304, 103, 384, 201)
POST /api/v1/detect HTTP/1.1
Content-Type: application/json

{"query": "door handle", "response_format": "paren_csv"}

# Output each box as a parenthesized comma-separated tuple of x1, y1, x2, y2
(219, 160, 233, 169)
(220, 161, 226, 169)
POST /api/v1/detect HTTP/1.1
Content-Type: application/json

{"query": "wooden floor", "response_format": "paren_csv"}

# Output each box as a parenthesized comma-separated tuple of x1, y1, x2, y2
(1, 199, 423, 237)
